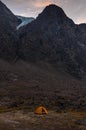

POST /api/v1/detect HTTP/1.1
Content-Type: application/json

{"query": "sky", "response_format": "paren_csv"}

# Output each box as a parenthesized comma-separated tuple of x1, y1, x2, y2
(2, 0, 86, 24)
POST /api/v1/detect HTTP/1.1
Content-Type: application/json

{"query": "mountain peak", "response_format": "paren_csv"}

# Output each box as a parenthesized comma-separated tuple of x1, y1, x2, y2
(37, 4, 66, 21)
(44, 4, 64, 12)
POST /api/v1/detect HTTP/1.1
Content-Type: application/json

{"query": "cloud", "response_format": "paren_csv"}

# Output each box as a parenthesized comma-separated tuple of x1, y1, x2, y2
(2, 0, 86, 23)
(35, 1, 52, 8)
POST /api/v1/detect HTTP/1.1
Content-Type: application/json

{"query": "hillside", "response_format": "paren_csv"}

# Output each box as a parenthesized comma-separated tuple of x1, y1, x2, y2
(0, 1, 19, 60)
(0, 1, 86, 110)
(18, 5, 86, 78)
(0, 2, 86, 78)
(0, 2, 86, 129)
(0, 60, 86, 111)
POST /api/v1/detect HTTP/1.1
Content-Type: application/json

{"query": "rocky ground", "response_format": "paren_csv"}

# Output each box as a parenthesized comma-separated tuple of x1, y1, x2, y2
(0, 60, 86, 129)
(0, 110, 86, 130)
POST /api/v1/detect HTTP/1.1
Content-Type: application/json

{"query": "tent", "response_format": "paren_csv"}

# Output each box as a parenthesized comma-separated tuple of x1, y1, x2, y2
(35, 106, 48, 114)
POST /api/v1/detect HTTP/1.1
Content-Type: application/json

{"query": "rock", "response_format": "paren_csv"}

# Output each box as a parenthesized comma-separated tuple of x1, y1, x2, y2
(76, 119, 86, 126)
(18, 4, 86, 78)
(0, 1, 19, 60)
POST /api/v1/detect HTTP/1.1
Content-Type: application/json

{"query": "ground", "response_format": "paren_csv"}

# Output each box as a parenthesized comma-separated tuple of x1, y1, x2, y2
(0, 60, 86, 130)
(0, 110, 86, 130)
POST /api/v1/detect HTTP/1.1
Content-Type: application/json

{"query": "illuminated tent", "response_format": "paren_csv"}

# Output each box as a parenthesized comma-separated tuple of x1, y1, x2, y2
(35, 106, 48, 114)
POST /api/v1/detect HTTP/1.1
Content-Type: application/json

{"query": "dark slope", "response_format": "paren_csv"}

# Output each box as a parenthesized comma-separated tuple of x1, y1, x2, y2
(18, 4, 86, 78)
(0, 59, 86, 110)
(0, 2, 86, 78)
(78, 24, 86, 45)
(0, 3, 86, 111)
(0, 1, 19, 60)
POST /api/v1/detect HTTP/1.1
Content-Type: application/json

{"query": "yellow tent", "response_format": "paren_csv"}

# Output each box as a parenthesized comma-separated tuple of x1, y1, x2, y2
(35, 106, 48, 115)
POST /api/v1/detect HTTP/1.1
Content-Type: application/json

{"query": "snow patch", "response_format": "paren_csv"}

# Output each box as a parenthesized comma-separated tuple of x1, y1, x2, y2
(16, 16, 34, 30)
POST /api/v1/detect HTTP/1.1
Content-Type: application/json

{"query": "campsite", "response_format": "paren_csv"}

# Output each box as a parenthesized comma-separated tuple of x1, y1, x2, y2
(0, 60, 86, 130)
(0, 1, 86, 130)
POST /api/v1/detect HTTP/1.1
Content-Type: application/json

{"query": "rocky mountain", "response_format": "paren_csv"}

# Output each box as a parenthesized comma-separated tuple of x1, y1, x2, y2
(0, 1, 19, 60)
(0, 2, 86, 113)
(18, 4, 86, 78)
(16, 16, 34, 30)
(0, 2, 86, 79)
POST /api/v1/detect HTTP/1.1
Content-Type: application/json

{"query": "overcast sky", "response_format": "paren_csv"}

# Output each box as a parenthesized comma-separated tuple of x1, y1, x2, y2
(2, 0, 86, 24)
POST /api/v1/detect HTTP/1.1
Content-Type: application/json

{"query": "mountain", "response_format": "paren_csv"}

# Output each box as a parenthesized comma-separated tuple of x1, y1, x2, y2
(18, 4, 86, 78)
(0, 2, 86, 112)
(0, 1, 19, 60)
(16, 16, 34, 30)
(0, 2, 86, 78)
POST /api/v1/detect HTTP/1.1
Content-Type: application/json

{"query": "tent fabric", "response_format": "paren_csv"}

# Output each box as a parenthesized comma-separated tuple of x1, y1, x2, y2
(35, 106, 48, 114)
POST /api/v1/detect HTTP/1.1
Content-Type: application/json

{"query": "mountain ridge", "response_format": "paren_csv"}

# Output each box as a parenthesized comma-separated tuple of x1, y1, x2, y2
(0, 1, 86, 113)
(18, 4, 86, 78)
(0, 2, 86, 79)
(0, 1, 20, 60)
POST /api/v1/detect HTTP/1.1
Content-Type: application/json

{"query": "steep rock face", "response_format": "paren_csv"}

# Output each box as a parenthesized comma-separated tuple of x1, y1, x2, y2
(0, 1, 19, 60)
(18, 4, 86, 78)
(77, 24, 86, 45)
(0, 2, 86, 78)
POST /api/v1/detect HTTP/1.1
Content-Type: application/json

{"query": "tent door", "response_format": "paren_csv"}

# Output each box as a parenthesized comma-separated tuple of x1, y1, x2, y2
(42, 108, 46, 114)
